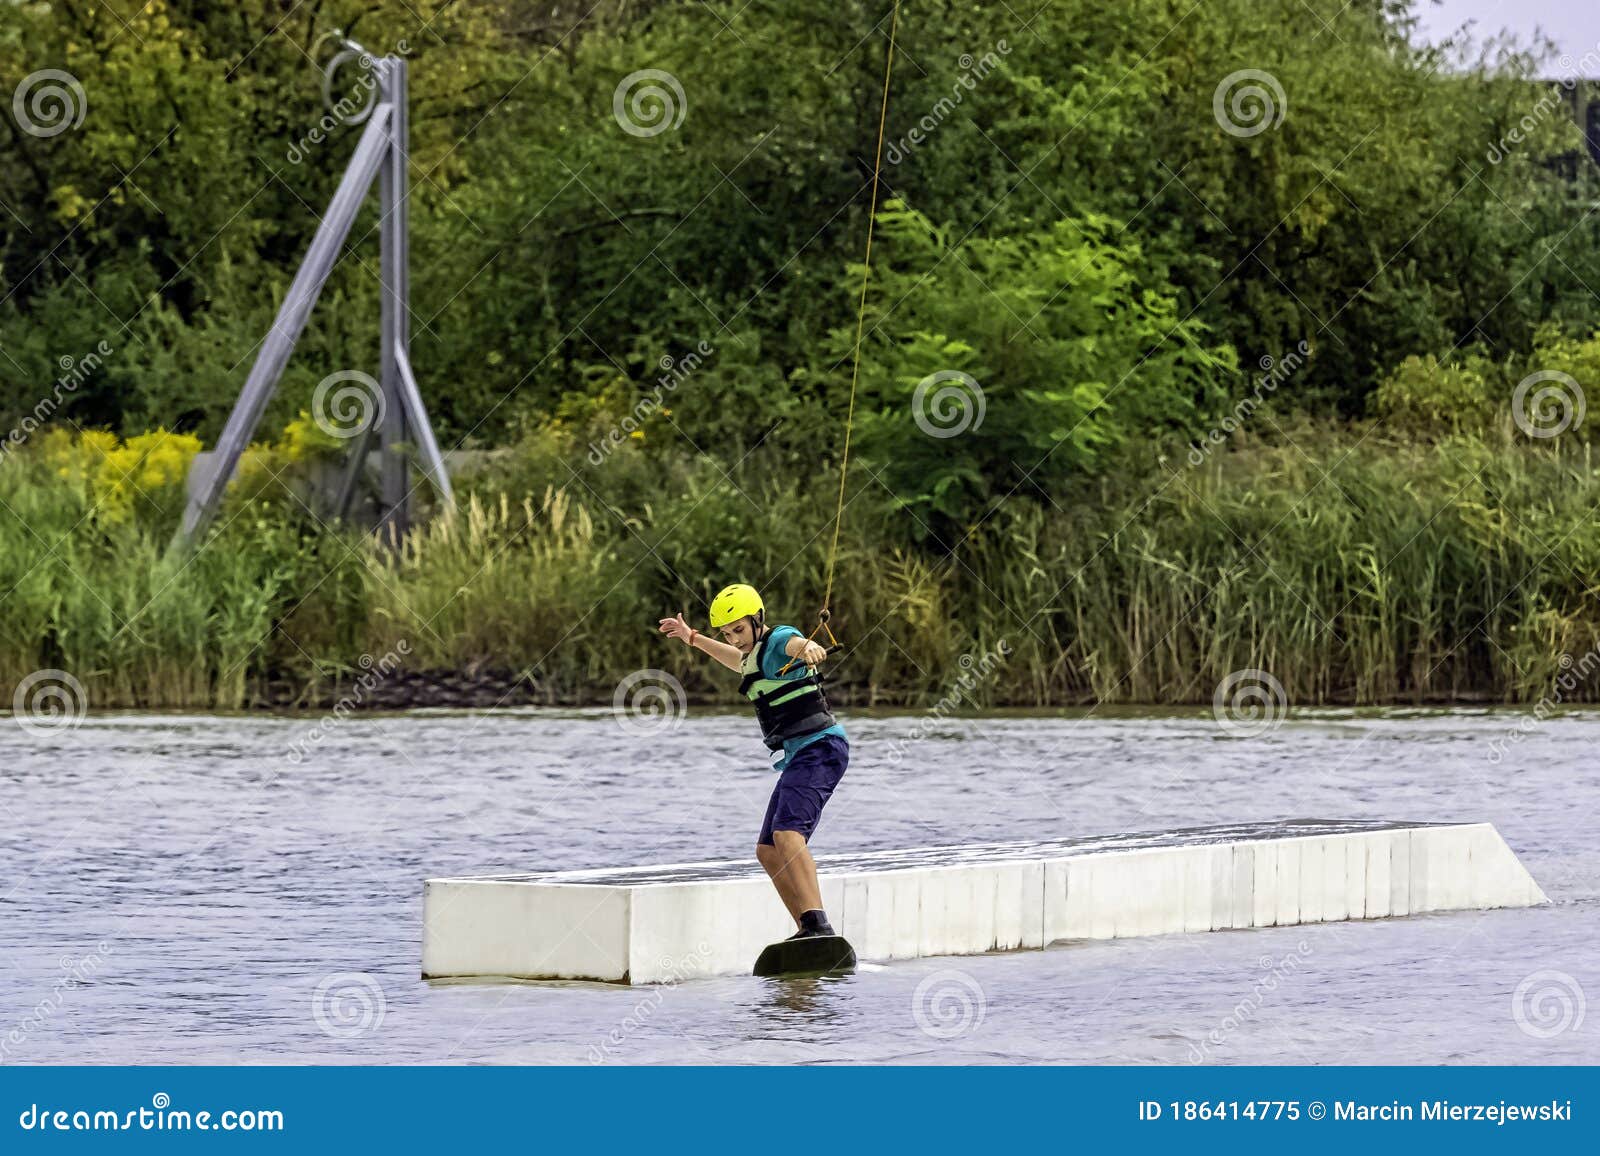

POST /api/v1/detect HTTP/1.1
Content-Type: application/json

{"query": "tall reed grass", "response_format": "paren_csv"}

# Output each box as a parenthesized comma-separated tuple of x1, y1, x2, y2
(5, 423, 1599, 709)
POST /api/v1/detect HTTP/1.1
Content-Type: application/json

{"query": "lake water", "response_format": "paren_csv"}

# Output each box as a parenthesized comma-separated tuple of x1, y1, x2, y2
(2, 707, 1596, 1064)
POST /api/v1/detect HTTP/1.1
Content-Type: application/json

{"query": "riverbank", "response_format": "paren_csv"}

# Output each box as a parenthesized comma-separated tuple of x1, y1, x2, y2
(7, 419, 1600, 714)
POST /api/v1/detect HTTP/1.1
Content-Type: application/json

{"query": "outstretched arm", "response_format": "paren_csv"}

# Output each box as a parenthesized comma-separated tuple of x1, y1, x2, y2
(783, 634, 830, 667)
(658, 612, 743, 671)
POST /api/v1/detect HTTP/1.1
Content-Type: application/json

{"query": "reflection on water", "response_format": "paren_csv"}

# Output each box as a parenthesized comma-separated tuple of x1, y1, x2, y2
(1, 707, 1597, 1064)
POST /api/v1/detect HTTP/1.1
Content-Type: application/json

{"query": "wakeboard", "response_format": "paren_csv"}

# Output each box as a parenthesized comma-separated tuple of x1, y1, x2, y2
(752, 935, 857, 977)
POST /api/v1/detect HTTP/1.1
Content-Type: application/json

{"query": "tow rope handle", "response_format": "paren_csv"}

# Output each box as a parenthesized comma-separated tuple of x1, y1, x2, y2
(777, 608, 841, 676)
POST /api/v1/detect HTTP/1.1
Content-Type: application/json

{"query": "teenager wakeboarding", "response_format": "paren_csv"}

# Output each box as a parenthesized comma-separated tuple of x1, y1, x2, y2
(658, 583, 847, 940)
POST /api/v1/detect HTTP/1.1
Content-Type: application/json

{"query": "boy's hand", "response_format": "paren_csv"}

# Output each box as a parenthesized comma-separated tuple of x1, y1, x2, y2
(658, 612, 693, 645)
(797, 639, 829, 666)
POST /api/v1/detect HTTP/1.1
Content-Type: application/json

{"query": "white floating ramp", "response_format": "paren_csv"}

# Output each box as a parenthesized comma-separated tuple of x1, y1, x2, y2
(422, 819, 1547, 984)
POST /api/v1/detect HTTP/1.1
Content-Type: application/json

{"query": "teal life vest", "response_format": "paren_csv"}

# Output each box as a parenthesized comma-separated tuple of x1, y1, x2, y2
(738, 628, 837, 752)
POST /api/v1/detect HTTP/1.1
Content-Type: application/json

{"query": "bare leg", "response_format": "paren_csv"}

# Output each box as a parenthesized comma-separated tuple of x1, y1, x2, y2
(759, 830, 824, 925)
(756, 843, 803, 920)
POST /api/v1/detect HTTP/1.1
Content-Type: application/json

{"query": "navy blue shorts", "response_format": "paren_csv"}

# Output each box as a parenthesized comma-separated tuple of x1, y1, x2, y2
(757, 734, 849, 846)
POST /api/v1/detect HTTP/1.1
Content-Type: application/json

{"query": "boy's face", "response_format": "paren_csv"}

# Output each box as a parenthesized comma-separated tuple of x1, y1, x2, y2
(719, 616, 757, 654)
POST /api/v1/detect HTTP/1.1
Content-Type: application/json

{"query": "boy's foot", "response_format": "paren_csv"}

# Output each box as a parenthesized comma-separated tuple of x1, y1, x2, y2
(787, 908, 835, 939)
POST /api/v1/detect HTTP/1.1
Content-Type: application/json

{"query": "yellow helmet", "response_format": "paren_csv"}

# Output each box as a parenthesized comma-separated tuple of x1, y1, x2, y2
(709, 583, 764, 628)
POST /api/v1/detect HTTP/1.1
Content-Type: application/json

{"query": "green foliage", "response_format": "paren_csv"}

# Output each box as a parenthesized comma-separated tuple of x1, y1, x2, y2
(1371, 352, 1503, 436)
(5, 0, 1600, 708)
(6, 0, 1598, 454)
(845, 201, 1234, 534)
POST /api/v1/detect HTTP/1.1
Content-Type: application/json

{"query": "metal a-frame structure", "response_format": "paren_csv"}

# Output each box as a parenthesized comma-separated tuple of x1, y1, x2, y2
(172, 36, 452, 552)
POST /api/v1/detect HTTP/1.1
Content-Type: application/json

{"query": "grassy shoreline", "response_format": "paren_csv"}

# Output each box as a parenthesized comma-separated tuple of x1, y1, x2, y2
(6, 420, 1600, 714)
